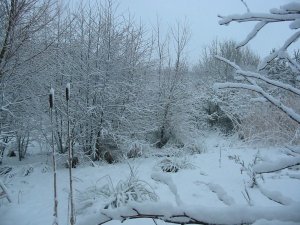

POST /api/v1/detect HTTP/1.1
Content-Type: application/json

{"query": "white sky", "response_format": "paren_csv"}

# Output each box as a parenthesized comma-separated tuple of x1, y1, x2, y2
(117, 0, 296, 65)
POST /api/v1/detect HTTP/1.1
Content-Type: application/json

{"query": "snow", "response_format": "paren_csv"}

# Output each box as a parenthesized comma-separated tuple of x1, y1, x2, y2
(0, 137, 300, 225)
(151, 172, 183, 206)
(50, 87, 54, 96)
(205, 182, 236, 206)
(258, 185, 294, 205)
(280, 2, 300, 12)
(290, 18, 300, 29)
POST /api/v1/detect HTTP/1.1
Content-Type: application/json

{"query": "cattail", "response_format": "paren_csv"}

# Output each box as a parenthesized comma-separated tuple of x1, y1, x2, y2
(49, 87, 58, 225)
(66, 83, 70, 101)
(49, 88, 54, 109)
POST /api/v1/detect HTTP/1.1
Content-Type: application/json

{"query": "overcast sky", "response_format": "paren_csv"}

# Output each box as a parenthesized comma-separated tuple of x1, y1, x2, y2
(116, 0, 295, 64)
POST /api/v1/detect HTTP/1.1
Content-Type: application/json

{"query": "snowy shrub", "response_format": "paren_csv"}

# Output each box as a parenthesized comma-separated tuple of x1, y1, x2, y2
(126, 143, 142, 159)
(184, 139, 207, 154)
(77, 167, 157, 210)
(158, 159, 179, 173)
(204, 99, 237, 134)
(239, 97, 300, 146)
(157, 157, 195, 173)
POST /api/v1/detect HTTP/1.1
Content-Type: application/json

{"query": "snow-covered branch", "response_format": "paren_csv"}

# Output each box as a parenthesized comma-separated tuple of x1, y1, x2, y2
(219, 13, 299, 25)
(214, 81, 300, 124)
(214, 56, 300, 124)
(215, 56, 300, 96)
(238, 21, 268, 48)
(98, 202, 300, 225)
(235, 70, 300, 96)
(218, 2, 300, 69)
(258, 30, 300, 70)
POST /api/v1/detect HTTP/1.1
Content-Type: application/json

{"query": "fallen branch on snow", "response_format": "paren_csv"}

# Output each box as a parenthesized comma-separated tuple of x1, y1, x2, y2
(253, 156, 300, 174)
(97, 202, 300, 225)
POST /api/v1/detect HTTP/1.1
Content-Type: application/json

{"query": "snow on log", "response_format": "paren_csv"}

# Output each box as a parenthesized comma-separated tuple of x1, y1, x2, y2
(253, 156, 300, 174)
(98, 202, 300, 225)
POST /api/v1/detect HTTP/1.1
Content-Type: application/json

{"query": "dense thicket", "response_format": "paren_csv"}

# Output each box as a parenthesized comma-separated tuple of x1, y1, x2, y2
(0, 0, 299, 164)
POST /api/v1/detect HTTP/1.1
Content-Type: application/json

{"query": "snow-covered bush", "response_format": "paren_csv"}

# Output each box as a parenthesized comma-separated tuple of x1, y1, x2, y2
(77, 168, 157, 210)
(194, 39, 259, 134)
(204, 99, 237, 134)
(126, 143, 143, 159)
(184, 139, 207, 155)
(239, 98, 300, 146)
(156, 157, 195, 173)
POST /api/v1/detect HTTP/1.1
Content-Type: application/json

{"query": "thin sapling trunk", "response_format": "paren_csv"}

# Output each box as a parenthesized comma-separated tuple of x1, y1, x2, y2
(66, 83, 75, 225)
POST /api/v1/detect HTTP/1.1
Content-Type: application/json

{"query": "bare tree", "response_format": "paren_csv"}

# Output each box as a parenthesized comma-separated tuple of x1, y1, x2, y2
(155, 20, 191, 148)
(0, 0, 57, 161)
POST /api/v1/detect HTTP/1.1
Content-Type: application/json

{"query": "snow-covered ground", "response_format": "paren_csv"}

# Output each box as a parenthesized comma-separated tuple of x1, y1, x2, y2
(0, 135, 300, 225)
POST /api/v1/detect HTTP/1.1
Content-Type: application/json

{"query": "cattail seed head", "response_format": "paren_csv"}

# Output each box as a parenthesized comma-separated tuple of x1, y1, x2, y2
(66, 83, 70, 101)
(49, 88, 54, 109)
